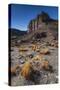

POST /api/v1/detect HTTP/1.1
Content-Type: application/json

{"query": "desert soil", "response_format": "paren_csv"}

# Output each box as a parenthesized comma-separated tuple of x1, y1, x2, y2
(10, 42, 58, 86)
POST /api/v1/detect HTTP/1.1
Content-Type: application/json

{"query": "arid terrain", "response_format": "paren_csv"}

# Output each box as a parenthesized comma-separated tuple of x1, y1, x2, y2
(10, 40, 58, 86)
(9, 12, 58, 86)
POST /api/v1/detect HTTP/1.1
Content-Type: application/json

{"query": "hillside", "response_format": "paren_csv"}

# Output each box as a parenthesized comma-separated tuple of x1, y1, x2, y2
(9, 28, 27, 39)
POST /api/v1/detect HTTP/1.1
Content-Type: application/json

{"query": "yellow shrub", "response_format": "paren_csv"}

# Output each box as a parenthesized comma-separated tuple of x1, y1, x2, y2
(42, 60, 49, 70)
(21, 61, 32, 79)
(31, 44, 37, 51)
(11, 64, 20, 76)
(19, 47, 28, 51)
(40, 48, 50, 55)
(32, 54, 43, 61)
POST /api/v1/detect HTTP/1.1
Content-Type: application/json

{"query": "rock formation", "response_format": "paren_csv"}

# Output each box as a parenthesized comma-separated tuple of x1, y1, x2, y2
(28, 11, 58, 33)
(27, 12, 58, 42)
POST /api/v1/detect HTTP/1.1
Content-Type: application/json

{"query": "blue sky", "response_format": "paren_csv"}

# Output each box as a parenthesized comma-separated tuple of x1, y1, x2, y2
(9, 4, 58, 31)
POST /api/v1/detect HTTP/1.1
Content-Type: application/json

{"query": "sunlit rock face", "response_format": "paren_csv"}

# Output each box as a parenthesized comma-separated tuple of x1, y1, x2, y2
(27, 12, 58, 42)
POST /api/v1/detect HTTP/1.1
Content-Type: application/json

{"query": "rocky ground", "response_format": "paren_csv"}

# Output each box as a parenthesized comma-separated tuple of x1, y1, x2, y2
(10, 41, 58, 86)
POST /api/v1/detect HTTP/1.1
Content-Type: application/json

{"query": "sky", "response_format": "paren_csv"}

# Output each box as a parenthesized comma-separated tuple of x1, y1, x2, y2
(9, 4, 58, 31)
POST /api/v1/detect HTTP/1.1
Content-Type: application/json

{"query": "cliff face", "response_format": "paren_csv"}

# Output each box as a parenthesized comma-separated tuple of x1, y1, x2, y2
(26, 12, 58, 43)
(28, 12, 58, 33)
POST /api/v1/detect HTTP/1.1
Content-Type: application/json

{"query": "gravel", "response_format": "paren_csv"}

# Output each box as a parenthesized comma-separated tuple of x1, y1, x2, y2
(10, 43, 58, 86)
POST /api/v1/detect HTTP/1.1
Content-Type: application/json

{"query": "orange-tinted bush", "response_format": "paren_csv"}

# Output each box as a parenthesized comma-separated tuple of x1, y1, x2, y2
(21, 61, 32, 79)
(40, 48, 50, 55)
(11, 64, 20, 76)
(42, 60, 49, 70)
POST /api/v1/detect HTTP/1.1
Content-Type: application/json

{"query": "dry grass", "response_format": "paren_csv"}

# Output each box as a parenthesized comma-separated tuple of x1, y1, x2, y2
(19, 47, 28, 52)
(21, 61, 32, 79)
(31, 54, 51, 71)
(42, 60, 49, 70)
(31, 44, 37, 51)
(10, 64, 20, 76)
(40, 48, 50, 55)
(32, 54, 43, 61)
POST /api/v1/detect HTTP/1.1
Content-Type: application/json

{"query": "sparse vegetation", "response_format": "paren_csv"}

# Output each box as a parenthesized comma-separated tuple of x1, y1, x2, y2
(19, 47, 28, 52)
(10, 64, 20, 76)
(10, 11, 58, 86)
(40, 48, 50, 55)
(21, 61, 33, 80)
